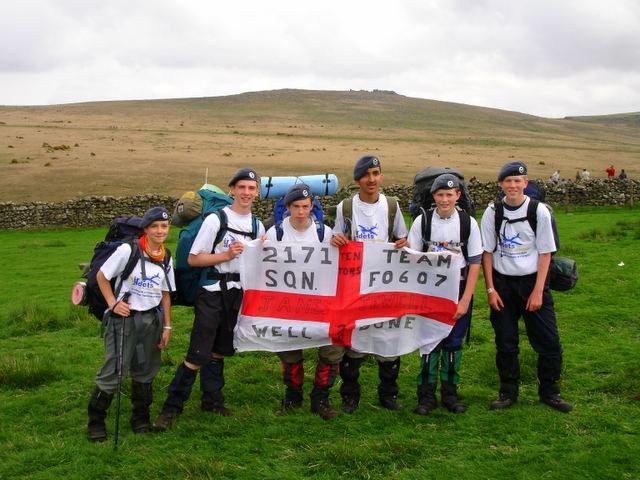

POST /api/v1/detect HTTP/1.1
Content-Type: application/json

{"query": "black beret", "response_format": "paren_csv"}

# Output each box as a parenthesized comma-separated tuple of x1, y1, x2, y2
(283, 183, 312, 205)
(141, 206, 170, 228)
(228, 167, 259, 186)
(430, 173, 460, 193)
(353, 155, 381, 181)
(498, 161, 528, 181)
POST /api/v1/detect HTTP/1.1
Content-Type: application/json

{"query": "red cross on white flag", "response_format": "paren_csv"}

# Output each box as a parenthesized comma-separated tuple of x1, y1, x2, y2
(235, 241, 463, 357)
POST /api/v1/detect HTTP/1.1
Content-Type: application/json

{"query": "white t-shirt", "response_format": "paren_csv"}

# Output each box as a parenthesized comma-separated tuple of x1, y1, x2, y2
(332, 193, 408, 243)
(100, 242, 175, 312)
(190, 206, 265, 292)
(480, 197, 557, 276)
(265, 217, 331, 244)
(407, 209, 483, 264)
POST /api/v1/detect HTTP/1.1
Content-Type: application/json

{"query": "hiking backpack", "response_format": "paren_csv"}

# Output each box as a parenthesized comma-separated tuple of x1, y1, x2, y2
(267, 196, 326, 241)
(492, 197, 578, 291)
(341, 195, 400, 241)
(409, 167, 475, 219)
(71, 215, 172, 320)
(172, 188, 259, 306)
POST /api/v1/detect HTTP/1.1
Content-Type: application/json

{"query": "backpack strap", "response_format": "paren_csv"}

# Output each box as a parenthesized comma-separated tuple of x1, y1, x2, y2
(420, 207, 433, 253)
(526, 198, 539, 234)
(276, 224, 284, 241)
(458, 209, 470, 261)
(386, 196, 400, 241)
(341, 197, 353, 240)
(113, 240, 142, 299)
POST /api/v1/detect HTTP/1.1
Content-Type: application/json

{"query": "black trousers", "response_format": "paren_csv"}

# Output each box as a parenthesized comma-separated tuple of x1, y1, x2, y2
(490, 270, 563, 397)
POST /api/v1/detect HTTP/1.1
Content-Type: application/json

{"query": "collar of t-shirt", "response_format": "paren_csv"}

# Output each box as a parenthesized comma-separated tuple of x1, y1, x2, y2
(503, 198, 527, 212)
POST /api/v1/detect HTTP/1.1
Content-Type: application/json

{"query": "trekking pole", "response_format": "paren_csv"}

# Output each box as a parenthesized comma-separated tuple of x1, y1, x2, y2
(113, 292, 130, 451)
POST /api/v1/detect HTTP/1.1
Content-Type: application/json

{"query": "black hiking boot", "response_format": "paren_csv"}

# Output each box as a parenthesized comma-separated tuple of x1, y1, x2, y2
(441, 381, 467, 414)
(541, 394, 572, 413)
(87, 386, 114, 443)
(341, 394, 360, 414)
(490, 393, 517, 411)
(414, 383, 437, 416)
(130, 381, 153, 433)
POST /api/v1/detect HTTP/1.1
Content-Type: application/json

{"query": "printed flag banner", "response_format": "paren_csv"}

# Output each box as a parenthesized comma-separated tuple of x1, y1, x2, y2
(235, 240, 463, 357)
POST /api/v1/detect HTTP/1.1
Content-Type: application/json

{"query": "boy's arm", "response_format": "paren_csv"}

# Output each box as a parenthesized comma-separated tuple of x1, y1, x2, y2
(526, 252, 551, 312)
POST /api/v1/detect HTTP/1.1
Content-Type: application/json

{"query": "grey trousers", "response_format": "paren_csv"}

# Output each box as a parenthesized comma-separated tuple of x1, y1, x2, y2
(94, 309, 162, 393)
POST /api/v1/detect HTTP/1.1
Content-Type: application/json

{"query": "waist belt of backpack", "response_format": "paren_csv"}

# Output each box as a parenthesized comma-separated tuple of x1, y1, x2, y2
(207, 271, 241, 282)
(206, 271, 241, 330)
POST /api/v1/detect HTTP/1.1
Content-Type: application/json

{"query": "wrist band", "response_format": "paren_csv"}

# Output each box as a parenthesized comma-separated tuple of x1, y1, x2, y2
(486, 288, 495, 294)
(163, 326, 172, 330)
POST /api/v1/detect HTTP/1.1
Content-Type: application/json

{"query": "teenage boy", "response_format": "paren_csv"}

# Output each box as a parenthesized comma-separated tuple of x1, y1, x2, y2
(331, 154, 408, 413)
(407, 174, 482, 415)
(266, 183, 344, 420)
(480, 161, 572, 413)
(154, 167, 265, 430)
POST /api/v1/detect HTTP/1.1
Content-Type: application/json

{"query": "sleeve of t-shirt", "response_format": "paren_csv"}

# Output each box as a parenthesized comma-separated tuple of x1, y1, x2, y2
(535, 205, 557, 254)
(322, 224, 332, 244)
(99, 243, 132, 281)
(265, 225, 277, 242)
(480, 206, 497, 253)
(190, 213, 221, 255)
(407, 215, 424, 251)
(392, 202, 408, 239)
(467, 217, 484, 262)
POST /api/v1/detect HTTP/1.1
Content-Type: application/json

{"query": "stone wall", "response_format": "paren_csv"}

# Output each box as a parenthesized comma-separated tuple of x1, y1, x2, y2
(0, 179, 637, 230)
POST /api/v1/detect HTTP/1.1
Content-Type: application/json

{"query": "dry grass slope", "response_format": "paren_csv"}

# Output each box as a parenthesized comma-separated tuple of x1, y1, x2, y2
(1, 89, 639, 202)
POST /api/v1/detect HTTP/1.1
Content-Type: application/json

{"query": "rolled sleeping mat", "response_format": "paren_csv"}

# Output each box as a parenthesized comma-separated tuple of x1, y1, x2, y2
(260, 173, 339, 199)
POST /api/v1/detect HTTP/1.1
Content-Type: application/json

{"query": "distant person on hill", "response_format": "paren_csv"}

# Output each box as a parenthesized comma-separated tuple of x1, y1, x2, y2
(618, 169, 628, 180)
(579, 168, 591, 181)
(550, 170, 560, 183)
(481, 161, 572, 413)
(606, 165, 616, 178)
(87, 206, 174, 443)
(153, 168, 265, 431)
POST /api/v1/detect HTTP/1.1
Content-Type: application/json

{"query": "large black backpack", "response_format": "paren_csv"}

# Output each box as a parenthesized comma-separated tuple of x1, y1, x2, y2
(72, 215, 172, 319)
(409, 167, 475, 219)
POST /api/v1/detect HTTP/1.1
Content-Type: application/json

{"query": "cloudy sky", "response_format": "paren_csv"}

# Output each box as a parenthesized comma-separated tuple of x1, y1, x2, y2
(1, 0, 639, 117)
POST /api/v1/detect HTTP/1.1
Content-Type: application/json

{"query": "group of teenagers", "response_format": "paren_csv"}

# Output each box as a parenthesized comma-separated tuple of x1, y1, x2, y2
(86, 155, 572, 443)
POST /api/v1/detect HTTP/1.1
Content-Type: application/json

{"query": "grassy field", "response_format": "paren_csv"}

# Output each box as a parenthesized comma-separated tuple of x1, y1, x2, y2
(0, 206, 639, 479)
(1, 89, 640, 203)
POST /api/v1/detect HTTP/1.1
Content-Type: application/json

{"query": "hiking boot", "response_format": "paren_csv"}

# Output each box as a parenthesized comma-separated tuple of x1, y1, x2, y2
(87, 387, 113, 443)
(131, 381, 153, 434)
(379, 395, 403, 411)
(414, 387, 437, 416)
(153, 410, 178, 432)
(489, 393, 517, 410)
(341, 395, 360, 414)
(441, 381, 467, 414)
(541, 394, 572, 413)
(311, 399, 339, 420)
(275, 398, 302, 416)
(201, 391, 234, 417)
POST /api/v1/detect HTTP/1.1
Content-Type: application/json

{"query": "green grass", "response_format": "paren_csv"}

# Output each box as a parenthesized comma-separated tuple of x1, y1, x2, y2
(0, 206, 639, 479)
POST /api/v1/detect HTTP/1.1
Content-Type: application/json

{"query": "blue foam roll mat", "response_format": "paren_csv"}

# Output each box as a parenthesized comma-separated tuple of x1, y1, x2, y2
(260, 173, 339, 199)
